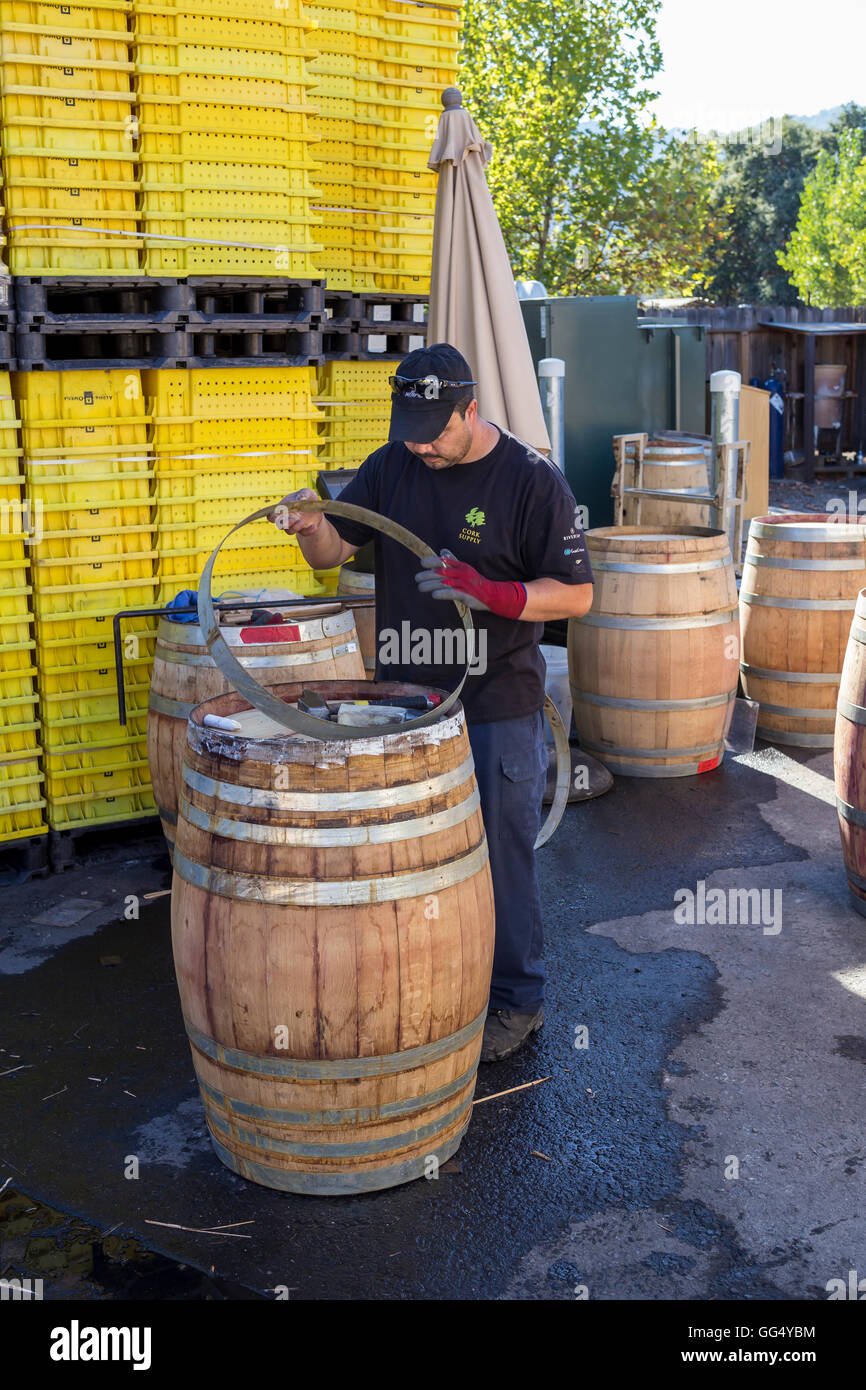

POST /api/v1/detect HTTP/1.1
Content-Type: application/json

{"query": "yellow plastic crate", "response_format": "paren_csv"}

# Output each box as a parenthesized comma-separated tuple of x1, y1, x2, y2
(141, 224, 320, 276)
(0, 750, 46, 836)
(34, 506, 154, 546)
(0, 112, 135, 157)
(0, 54, 133, 95)
(3, 168, 139, 216)
(41, 705, 149, 745)
(37, 625, 154, 661)
(0, 714, 41, 756)
(371, 269, 430, 294)
(318, 359, 393, 395)
(137, 98, 314, 136)
(15, 367, 149, 438)
(135, 38, 308, 81)
(134, 0, 305, 17)
(0, 642, 36, 678)
(157, 565, 327, 605)
(134, 7, 305, 51)
(143, 363, 320, 429)
(43, 755, 151, 803)
(45, 787, 156, 829)
(315, 179, 434, 213)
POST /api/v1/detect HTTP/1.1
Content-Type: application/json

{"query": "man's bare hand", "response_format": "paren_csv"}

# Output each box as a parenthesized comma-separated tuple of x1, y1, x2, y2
(268, 488, 323, 537)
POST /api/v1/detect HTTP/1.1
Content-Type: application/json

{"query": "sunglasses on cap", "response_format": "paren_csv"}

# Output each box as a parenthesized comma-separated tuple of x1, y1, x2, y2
(389, 373, 477, 399)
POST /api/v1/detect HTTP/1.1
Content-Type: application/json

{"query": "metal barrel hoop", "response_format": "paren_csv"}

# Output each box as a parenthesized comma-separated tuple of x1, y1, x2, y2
(196, 499, 570, 848)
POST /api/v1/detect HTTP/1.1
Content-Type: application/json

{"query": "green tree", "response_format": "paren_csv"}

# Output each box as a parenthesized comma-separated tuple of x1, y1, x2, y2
(777, 129, 866, 306)
(704, 105, 866, 305)
(459, 0, 668, 295)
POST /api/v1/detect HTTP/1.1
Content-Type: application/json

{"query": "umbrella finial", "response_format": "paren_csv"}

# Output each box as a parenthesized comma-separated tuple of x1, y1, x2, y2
(442, 87, 463, 109)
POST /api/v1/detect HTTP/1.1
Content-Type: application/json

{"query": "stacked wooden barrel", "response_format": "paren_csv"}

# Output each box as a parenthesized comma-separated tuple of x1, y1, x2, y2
(170, 680, 495, 1194)
(618, 440, 711, 527)
(568, 526, 739, 776)
(740, 514, 866, 747)
(834, 590, 866, 916)
(147, 604, 365, 854)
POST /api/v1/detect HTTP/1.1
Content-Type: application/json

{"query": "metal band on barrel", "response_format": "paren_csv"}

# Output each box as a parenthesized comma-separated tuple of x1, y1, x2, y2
(197, 499, 473, 741)
(149, 691, 195, 719)
(591, 557, 728, 575)
(183, 1006, 486, 1080)
(208, 1127, 468, 1195)
(177, 783, 481, 847)
(836, 795, 866, 830)
(837, 697, 866, 727)
(756, 701, 837, 719)
(172, 837, 489, 906)
(748, 521, 866, 542)
(579, 608, 737, 630)
(739, 662, 841, 684)
(578, 736, 723, 759)
(182, 753, 476, 812)
(572, 690, 734, 712)
(744, 554, 866, 571)
(154, 642, 357, 669)
(205, 1094, 472, 1160)
(739, 593, 856, 611)
(159, 609, 355, 647)
(755, 726, 834, 746)
(196, 1062, 478, 1127)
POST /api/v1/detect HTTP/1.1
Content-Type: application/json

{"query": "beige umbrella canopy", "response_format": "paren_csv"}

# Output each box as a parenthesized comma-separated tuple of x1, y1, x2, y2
(427, 88, 551, 454)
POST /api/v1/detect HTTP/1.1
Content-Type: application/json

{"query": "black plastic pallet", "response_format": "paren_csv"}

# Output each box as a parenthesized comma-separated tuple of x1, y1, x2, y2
(13, 276, 325, 325)
(48, 814, 162, 872)
(323, 290, 428, 332)
(15, 321, 323, 369)
(0, 831, 50, 884)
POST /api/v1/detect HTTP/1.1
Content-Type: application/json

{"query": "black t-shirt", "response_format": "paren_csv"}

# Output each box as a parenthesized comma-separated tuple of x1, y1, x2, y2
(330, 427, 593, 723)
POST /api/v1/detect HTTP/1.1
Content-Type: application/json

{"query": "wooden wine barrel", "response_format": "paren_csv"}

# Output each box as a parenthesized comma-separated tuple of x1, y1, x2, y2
(337, 565, 376, 676)
(620, 441, 711, 527)
(568, 526, 739, 776)
(835, 590, 866, 916)
(740, 514, 866, 748)
(147, 605, 365, 854)
(171, 679, 495, 1195)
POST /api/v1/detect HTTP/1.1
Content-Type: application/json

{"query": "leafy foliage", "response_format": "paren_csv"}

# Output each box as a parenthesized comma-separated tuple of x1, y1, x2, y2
(777, 128, 866, 307)
(458, 0, 725, 296)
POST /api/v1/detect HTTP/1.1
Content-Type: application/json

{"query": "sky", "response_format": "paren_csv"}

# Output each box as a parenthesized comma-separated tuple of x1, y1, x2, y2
(651, 0, 866, 132)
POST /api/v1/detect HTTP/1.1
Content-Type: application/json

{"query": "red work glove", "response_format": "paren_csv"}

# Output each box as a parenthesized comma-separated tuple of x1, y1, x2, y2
(415, 550, 527, 619)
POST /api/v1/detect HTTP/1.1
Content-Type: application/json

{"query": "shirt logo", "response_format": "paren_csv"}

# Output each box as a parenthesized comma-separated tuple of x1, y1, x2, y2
(465, 507, 486, 526)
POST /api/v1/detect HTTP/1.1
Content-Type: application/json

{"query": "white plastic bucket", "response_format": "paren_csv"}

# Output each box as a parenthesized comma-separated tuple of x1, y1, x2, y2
(540, 644, 572, 744)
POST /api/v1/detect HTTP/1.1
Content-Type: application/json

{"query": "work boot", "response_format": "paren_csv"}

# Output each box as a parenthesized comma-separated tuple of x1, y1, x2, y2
(480, 1007, 544, 1063)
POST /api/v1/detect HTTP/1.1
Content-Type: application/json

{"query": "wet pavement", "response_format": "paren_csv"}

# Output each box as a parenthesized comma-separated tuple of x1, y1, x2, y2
(1, 740, 863, 1301)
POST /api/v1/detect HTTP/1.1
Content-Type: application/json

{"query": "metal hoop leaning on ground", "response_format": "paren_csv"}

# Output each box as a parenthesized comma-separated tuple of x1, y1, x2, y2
(196, 497, 571, 848)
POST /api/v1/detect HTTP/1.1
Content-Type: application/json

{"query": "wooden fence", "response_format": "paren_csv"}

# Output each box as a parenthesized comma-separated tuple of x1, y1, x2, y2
(640, 304, 866, 456)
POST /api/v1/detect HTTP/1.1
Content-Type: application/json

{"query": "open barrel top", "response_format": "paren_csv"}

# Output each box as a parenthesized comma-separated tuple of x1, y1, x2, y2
(187, 681, 462, 764)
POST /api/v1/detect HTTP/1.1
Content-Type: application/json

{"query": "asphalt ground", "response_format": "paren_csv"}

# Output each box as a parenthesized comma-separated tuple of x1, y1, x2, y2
(1, 738, 863, 1302)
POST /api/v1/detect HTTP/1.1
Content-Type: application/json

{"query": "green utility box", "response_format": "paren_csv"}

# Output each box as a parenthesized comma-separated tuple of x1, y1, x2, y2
(521, 296, 707, 528)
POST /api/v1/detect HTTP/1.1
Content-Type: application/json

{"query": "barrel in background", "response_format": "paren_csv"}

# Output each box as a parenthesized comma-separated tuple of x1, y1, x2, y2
(337, 564, 376, 676)
(740, 514, 866, 748)
(170, 680, 495, 1195)
(618, 440, 711, 528)
(568, 527, 738, 777)
(834, 589, 866, 915)
(147, 605, 364, 854)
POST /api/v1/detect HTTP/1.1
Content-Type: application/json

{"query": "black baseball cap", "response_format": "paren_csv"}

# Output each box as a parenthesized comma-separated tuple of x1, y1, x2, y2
(388, 343, 476, 445)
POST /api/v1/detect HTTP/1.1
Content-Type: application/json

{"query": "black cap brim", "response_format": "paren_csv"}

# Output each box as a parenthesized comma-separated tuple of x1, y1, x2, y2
(388, 395, 456, 445)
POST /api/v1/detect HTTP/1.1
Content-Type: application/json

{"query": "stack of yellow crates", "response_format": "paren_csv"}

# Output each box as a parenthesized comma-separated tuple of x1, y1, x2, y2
(0, 0, 141, 275)
(134, 0, 322, 276)
(18, 369, 158, 829)
(144, 365, 328, 602)
(308, 0, 460, 292)
(0, 369, 45, 845)
(315, 358, 392, 467)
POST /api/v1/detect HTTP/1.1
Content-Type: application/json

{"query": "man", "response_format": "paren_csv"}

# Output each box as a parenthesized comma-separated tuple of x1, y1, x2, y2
(270, 344, 593, 1061)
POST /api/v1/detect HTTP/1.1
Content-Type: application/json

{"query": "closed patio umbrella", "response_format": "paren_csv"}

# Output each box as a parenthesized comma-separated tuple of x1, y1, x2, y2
(427, 88, 551, 455)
